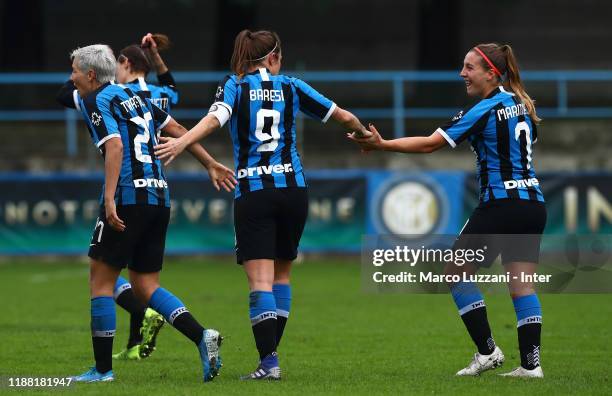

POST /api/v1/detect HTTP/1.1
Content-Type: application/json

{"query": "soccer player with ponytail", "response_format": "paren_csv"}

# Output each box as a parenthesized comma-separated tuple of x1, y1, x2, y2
(350, 43, 546, 378)
(155, 29, 371, 380)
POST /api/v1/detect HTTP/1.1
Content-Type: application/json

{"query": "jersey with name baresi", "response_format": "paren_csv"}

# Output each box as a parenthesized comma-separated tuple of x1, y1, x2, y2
(209, 68, 336, 198)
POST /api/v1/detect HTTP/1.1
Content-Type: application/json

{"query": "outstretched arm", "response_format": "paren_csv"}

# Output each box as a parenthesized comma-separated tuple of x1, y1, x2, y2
(348, 124, 447, 154)
(157, 117, 236, 191)
(330, 107, 372, 137)
(154, 113, 221, 165)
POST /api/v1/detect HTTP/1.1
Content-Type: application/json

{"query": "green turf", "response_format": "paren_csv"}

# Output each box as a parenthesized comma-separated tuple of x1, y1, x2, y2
(0, 257, 611, 395)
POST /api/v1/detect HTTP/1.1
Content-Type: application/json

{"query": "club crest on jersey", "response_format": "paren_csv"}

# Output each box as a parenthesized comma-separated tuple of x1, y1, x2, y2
(452, 110, 464, 121)
(91, 112, 102, 126)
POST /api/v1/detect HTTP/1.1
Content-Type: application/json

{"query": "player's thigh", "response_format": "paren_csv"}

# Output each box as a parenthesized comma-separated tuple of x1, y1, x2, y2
(498, 200, 547, 265)
(452, 205, 501, 269)
(234, 189, 278, 264)
(275, 187, 308, 261)
(131, 206, 170, 274)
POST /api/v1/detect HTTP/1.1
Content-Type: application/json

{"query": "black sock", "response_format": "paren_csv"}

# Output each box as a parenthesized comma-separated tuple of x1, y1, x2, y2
(92, 337, 113, 374)
(252, 318, 277, 360)
(276, 316, 288, 346)
(460, 307, 496, 355)
(115, 288, 146, 348)
(518, 323, 541, 369)
(127, 314, 145, 348)
(172, 312, 205, 345)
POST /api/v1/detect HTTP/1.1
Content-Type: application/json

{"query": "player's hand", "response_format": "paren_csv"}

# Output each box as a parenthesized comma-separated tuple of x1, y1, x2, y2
(154, 136, 188, 166)
(141, 33, 158, 55)
(207, 161, 238, 192)
(104, 200, 125, 232)
(347, 123, 384, 152)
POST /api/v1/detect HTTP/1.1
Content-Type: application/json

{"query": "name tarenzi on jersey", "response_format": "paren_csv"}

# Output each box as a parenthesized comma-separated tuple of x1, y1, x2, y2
(249, 88, 285, 102)
(496, 102, 527, 121)
(120, 95, 146, 112)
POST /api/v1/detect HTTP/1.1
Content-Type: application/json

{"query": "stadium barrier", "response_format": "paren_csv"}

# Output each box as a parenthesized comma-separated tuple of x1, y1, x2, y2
(0, 170, 610, 255)
(1, 70, 612, 156)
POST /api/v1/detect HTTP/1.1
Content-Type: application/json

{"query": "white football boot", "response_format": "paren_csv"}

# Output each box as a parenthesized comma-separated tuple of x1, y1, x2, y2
(499, 366, 544, 378)
(456, 346, 505, 376)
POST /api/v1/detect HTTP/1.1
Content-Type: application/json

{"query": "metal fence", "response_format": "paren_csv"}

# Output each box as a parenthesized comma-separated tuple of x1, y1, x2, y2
(2, 70, 612, 156)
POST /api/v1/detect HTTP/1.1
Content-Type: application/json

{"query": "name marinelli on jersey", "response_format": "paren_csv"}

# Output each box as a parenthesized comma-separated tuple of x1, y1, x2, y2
(504, 177, 539, 190)
(237, 163, 293, 179)
(497, 103, 528, 121)
(120, 95, 146, 113)
(249, 88, 285, 102)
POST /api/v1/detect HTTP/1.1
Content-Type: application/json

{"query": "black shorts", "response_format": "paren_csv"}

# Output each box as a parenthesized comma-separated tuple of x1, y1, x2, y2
(88, 205, 170, 273)
(234, 187, 308, 264)
(453, 199, 547, 267)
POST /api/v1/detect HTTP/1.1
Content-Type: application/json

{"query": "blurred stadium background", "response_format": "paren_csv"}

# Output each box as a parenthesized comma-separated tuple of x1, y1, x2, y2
(0, 0, 610, 255)
(0, 1, 611, 393)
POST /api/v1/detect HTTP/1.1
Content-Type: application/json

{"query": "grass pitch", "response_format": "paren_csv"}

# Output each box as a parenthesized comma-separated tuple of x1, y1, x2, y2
(0, 257, 611, 395)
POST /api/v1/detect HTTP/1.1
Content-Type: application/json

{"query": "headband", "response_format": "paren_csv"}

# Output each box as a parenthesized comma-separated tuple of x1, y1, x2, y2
(248, 41, 278, 62)
(473, 47, 502, 77)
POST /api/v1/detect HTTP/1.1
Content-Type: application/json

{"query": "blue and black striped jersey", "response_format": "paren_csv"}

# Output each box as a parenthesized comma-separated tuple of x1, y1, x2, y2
(210, 68, 336, 198)
(436, 86, 544, 203)
(123, 76, 178, 114)
(78, 82, 172, 207)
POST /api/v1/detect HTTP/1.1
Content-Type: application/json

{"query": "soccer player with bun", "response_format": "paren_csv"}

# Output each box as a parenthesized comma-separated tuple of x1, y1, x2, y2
(349, 43, 547, 378)
(65, 44, 225, 382)
(155, 29, 372, 380)
(57, 34, 236, 362)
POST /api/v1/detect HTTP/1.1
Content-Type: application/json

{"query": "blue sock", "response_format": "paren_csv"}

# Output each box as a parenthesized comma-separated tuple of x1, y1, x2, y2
(513, 294, 542, 369)
(149, 287, 188, 325)
(451, 281, 495, 354)
(149, 287, 204, 344)
(249, 291, 278, 363)
(91, 296, 115, 373)
(273, 284, 291, 346)
(113, 276, 131, 299)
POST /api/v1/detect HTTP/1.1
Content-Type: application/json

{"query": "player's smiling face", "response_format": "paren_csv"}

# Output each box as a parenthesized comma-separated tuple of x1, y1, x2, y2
(70, 58, 95, 97)
(460, 51, 496, 98)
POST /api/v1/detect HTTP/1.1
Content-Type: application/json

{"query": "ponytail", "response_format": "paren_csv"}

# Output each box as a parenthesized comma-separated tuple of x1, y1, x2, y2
(149, 33, 171, 51)
(230, 29, 281, 78)
(500, 45, 541, 123)
(475, 43, 540, 124)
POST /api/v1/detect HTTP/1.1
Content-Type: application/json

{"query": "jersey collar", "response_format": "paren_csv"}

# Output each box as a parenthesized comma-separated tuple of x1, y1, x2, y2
(486, 86, 514, 99)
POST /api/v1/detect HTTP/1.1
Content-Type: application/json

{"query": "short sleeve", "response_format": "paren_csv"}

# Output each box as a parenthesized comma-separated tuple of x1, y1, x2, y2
(150, 102, 172, 131)
(81, 93, 120, 148)
(208, 75, 236, 126)
(160, 85, 179, 106)
(435, 101, 492, 148)
(293, 78, 336, 123)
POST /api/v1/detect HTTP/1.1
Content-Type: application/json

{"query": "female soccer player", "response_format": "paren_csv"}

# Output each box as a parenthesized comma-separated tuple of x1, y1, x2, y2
(57, 34, 236, 362)
(155, 29, 371, 380)
(65, 44, 225, 383)
(349, 43, 547, 378)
